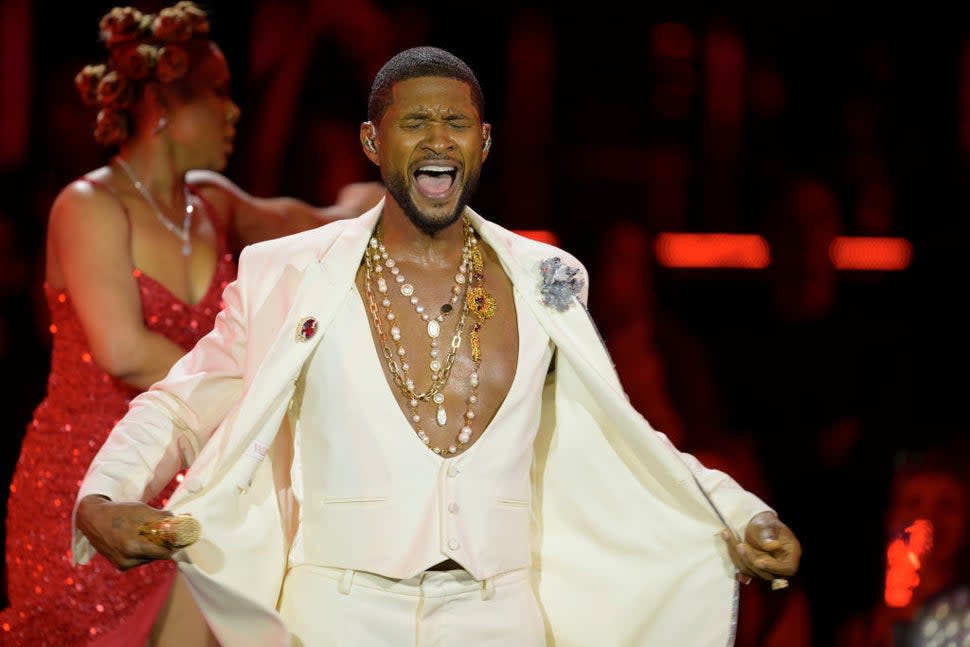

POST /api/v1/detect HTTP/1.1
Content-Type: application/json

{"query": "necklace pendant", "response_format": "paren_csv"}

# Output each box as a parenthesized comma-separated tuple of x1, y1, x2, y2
(436, 405, 448, 426)
(466, 286, 496, 321)
(181, 241, 191, 256)
(427, 319, 440, 339)
(470, 330, 482, 364)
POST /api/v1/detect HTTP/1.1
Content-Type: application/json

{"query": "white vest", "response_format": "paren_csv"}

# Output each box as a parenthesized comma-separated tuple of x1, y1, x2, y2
(287, 285, 553, 581)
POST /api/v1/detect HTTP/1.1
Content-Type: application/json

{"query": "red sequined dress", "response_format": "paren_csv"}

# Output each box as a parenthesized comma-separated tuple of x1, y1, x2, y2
(0, 185, 235, 645)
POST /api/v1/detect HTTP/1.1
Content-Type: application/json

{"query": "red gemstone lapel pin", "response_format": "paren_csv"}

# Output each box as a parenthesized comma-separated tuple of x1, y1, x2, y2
(296, 316, 318, 342)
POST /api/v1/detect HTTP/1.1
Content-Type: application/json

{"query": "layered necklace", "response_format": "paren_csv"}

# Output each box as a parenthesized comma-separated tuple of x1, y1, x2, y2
(363, 218, 495, 454)
(114, 156, 194, 256)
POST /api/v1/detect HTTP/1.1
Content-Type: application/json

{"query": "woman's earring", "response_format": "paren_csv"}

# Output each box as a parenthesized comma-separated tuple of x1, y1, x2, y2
(153, 116, 168, 134)
(364, 138, 377, 153)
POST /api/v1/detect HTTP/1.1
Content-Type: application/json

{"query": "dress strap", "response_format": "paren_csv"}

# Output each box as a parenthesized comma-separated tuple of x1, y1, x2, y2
(185, 181, 229, 257)
(80, 176, 133, 228)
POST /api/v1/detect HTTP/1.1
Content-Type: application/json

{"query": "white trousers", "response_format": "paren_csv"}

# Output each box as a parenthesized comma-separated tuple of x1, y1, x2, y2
(278, 564, 547, 647)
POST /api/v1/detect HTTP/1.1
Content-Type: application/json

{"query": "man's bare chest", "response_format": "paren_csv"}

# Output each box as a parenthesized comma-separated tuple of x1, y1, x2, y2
(354, 248, 518, 456)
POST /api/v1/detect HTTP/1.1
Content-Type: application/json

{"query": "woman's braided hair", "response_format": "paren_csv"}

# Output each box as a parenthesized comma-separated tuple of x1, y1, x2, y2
(74, 1, 210, 146)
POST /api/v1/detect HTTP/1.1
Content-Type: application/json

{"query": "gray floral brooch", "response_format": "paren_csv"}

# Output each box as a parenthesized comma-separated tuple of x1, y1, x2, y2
(538, 257, 585, 312)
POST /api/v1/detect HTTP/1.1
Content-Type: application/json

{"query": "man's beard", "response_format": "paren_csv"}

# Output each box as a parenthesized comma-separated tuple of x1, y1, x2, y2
(384, 168, 481, 236)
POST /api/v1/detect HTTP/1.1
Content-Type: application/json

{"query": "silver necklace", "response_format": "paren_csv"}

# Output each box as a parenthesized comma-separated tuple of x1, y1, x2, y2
(114, 156, 194, 256)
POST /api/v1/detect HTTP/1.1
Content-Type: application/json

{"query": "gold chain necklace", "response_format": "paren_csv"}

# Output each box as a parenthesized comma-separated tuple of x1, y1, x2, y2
(363, 232, 471, 402)
(363, 219, 493, 454)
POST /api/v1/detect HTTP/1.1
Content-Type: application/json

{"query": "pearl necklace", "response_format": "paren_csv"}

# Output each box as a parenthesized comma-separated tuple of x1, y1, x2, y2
(371, 237, 467, 373)
(114, 156, 194, 256)
(363, 219, 487, 454)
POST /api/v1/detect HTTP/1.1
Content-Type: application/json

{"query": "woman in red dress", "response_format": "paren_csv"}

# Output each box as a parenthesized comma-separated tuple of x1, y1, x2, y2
(0, 3, 382, 644)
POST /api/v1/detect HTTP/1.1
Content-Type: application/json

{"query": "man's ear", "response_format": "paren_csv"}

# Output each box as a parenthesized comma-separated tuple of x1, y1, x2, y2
(361, 121, 378, 153)
(481, 123, 492, 157)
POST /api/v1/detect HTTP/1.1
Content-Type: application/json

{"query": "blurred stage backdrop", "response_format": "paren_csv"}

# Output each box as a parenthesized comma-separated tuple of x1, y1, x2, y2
(1, 3, 968, 646)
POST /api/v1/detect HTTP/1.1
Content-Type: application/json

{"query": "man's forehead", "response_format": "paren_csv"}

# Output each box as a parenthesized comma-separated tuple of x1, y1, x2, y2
(390, 77, 474, 105)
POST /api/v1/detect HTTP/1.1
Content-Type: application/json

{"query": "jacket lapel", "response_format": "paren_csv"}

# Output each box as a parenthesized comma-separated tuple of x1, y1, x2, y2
(472, 212, 710, 502)
(228, 207, 382, 490)
(469, 211, 622, 393)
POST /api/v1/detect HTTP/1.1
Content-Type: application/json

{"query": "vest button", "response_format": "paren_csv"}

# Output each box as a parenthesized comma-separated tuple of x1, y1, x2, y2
(448, 539, 460, 551)
(448, 502, 459, 514)
(447, 464, 460, 478)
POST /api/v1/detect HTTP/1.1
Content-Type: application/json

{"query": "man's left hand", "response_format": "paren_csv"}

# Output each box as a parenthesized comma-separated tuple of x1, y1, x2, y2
(722, 511, 802, 583)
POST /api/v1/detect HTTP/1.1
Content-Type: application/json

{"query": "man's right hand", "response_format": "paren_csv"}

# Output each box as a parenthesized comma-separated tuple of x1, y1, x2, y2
(75, 494, 179, 570)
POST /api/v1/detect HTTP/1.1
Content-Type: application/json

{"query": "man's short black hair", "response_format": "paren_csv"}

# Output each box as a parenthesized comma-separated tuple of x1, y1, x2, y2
(367, 46, 485, 125)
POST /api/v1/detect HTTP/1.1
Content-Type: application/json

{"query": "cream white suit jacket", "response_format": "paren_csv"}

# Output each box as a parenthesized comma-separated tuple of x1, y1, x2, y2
(73, 200, 770, 647)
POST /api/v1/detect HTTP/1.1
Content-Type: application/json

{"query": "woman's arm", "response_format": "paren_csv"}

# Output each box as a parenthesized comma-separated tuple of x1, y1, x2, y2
(186, 169, 383, 246)
(48, 180, 188, 389)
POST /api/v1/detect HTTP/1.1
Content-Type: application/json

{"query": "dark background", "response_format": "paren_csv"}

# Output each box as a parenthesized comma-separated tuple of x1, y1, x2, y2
(1, 2, 969, 646)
